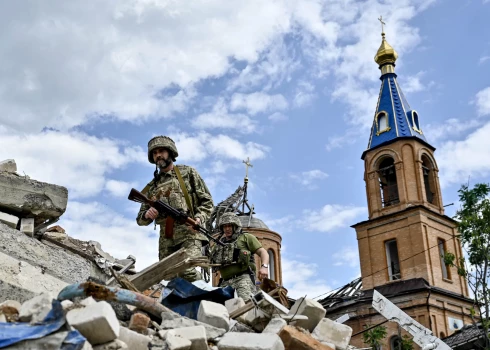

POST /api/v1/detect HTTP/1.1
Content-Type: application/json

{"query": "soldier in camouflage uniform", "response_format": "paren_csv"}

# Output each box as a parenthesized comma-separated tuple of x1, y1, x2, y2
(136, 136, 214, 282)
(209, 212, 269, 301)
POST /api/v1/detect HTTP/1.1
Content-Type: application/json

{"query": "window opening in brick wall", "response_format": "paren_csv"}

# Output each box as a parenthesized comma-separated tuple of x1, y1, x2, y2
(438, 239, 450, 280)
(378, 157, 400, 207)
(385, 239, 401, 281)
(422, 155, 437, 205)
(268, 249, 275, 281)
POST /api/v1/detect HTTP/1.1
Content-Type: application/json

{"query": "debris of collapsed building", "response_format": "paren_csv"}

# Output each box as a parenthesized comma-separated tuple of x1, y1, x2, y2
(0, 159, 358, 349)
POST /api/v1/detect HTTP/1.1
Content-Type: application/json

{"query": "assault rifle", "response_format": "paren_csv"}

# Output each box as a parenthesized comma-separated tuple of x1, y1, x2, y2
(128, 188, 224, 247)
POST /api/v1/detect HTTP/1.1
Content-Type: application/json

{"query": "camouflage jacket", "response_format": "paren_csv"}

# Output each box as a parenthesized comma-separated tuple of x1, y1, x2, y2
(136, 165, 214, 245)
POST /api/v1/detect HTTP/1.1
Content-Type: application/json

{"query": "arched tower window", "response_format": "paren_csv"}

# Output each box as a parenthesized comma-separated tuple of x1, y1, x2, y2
(376, 111, 390, 135)
(377, 157, 399, 207)
(410, 110, 422, 133)
(268, 249, 276, 281)
(421, 155, 437, 205)
(390, 335, 401, 350)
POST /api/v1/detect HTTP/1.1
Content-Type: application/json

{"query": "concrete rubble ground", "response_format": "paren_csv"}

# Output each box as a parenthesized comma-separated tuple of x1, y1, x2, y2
(0, 159, 360, 350)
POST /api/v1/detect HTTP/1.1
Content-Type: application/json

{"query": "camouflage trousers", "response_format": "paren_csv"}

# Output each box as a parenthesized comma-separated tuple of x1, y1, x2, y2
(159, 238, 203, 282)
(220, 273, 257, 301)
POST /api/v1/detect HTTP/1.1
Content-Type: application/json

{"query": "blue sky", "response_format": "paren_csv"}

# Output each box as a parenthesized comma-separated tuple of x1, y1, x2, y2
(1, 0, 489, 299)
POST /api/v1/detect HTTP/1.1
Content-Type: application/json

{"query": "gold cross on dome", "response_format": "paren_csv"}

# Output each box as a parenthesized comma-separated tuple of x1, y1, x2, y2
(378, 16, 386, 34)
(243, 157, 253, 179)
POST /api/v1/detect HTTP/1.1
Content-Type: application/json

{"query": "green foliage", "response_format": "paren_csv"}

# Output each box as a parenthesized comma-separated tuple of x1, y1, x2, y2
(362, 325, 387, 350)
(399, 334, 414, 350)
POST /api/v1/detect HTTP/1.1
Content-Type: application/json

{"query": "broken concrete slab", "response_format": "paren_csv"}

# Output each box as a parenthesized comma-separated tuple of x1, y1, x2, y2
(20, 218, 34, 236)
(160, 311, 226, 341)
(287, 297, 326, 332)
(312, 318, 352, 350)
(67, 301, 120, 345)
(263, 317, 287, 335)
(0, 171, 68, 226)
(225, 297, 248, 323)
(0, 222, 107, 303)
(165, 332, 192, 350)
(18, 292, 54, 324)
(167, 326, 207, 350)
(0, 159, 17, 173)
(217, 332, 285, 350)
(0, 211, 18, 229)
(197, 300, 230, 331)
(118, 327, 151, 350)
(279, 326, 334, 350)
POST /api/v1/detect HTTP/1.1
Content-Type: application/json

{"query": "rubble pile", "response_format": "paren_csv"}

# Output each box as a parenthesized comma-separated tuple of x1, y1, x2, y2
(0, 288, 354, 350)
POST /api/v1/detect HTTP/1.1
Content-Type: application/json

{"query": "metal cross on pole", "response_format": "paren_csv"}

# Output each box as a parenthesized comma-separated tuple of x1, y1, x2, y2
(378, 15, 386, 34)
(243, 157, 253, 179)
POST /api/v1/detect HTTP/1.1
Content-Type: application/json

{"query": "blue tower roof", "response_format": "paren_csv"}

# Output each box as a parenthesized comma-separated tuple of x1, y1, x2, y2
(362, 32, 433, 159)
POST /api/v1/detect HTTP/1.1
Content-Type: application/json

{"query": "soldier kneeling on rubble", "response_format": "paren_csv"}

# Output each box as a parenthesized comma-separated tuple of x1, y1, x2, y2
(209, 212, 269, 301)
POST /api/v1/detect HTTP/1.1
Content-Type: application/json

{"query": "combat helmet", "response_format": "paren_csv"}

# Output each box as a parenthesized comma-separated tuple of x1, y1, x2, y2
(218, 212, 242, 231)
(147, 136, 178, 164)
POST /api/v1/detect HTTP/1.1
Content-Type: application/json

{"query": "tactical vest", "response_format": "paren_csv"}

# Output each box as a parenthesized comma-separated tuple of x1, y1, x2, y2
(210, 234, 253, 272)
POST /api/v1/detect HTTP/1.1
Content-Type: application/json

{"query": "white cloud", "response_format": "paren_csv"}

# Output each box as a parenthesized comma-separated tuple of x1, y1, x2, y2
(0, 130, 146, 198)
(479, 56, 490, 65)
(301, 205, 366, 232)
(290, 170, 329, 188)
(475, 87, 490, 116)
(268, 112, 288, 122)
(403, 71, 432, 93)
(192, 99, 257, 133)
(59, 201, 158, 270)
(333, 246, 360, 268)
(293, 81, 317, 108)
(282, 256, 332, 299)
(0, 1, 300, 132)
(230, 92, 288, 116)
(437, 121, 490, 187)
(425, 118, 482, 143)
(105, 179, 138, 198)
(169, 132, 270, 163)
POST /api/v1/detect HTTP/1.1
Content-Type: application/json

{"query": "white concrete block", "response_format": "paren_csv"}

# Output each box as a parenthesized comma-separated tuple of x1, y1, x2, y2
(66, 301, 120, 345)
(287, 297, 326, 332)
(244, 307, 270, 332)
(225, 297, 248, 323)
(0, 159, 16, 173)
(167, 326, 207, 350)
(20, 218, 34, 236)
(0, 212, 18, 229)
(312, 318, 352, 350)
(197, 300, 230, 331)
(80, 296, 97, 306)
(217, 332, 285, 350)
(93, 339, 128, 349)
(166, 332, 192, 350)
(118, 326, 151, 350)
(61, 300, 74, 309)
(19, 292, 54, 323)
(263, 317, 287, 335)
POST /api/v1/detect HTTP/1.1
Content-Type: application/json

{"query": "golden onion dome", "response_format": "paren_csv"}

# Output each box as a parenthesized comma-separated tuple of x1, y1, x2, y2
(374, 33, 398, 67)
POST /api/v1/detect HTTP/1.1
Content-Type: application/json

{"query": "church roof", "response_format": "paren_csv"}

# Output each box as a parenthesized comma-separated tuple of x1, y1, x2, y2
(237, 215, 269, 230)
(363, 33, 433, 159)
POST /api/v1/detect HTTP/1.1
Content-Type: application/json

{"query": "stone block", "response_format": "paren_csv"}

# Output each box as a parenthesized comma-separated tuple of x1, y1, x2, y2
(61, 300, 74, 309)
(225, 297, 248, 323)
(217, 332, 285, 350)
(20, 218, 34, 236)
(80, 296, 97, 307)
(0, 212, 18, 229)
(118, 326, 151, 350)
(160, 311, 226, 340)
(244, 307, 270, 332)
(166, 332, 192, 350)
(167, 326, 207, 350)
(0, 159, 17, 173)
(19, 293, 54, 323)
(197, 300, 230, 331)
(67, 301, 120, 345)
(279, 326, 334, 350)
(287, 297, 326, 332)
(263, 317, 287, 335)
(312, 318, 352, 350)
(93, 339, 128, 349)
(129, 311, 151, 334)
(0, 171, 68, 225)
